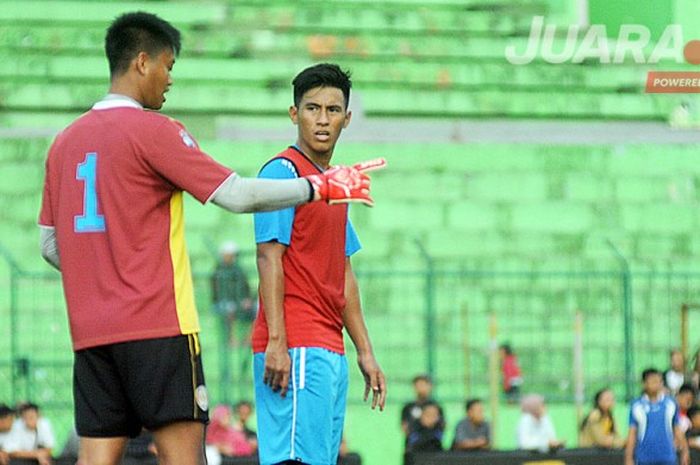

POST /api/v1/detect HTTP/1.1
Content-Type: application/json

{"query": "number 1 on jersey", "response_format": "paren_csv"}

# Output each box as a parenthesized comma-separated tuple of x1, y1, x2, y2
(75, 152, 106, 233)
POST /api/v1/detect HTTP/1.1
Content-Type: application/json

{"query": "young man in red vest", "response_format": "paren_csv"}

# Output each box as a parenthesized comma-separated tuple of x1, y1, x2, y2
(252, 63, 387, 465)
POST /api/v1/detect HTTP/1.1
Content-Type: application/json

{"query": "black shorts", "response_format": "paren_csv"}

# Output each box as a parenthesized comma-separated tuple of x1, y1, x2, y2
(74, 334, 209, 438)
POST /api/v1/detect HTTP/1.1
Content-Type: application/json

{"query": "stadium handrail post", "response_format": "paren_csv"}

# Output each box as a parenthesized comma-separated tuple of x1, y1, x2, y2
(573, 311, 585, 429)
(0, 241, 23, 403)
(606, 239, 634, 401)
(414, 239, 436, 387)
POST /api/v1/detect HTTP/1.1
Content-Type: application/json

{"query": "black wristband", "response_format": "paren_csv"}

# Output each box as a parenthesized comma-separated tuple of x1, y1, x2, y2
(306, 179, 315, 202)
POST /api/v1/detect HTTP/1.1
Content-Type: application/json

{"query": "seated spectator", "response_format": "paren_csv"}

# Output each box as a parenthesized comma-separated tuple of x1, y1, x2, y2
(677, 384, 696, 434)
(401, 374, 445, 444)
(206, 404, 254, 457)
(232, 401, 257, 453)
(664, 349, 686, 395)
(0, 405, 15, 465)
(451, 398, 491, 451)
(406, 402, 444, 453)
(579, 388, 624, 448)
(5, 403, 55, 465)
(516, 394, 564, 453)
(686, 406, 700, 449)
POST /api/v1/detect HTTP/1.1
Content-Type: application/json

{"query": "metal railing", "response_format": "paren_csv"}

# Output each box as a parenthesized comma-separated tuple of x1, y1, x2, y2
(1, 243, 696, 422)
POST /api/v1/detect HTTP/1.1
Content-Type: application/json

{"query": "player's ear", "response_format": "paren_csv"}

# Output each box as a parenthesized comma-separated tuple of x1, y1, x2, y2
(135, 51, 149, 76)
(343, 110, 352, 129)
(289, 105, 299, 125)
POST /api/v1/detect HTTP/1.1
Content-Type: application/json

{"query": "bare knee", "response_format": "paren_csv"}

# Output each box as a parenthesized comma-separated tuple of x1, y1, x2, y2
(79, 437, 127, 465)
(153, 421, 206, 465)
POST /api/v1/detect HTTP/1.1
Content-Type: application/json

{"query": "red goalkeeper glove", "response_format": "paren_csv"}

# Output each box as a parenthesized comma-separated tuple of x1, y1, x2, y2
(306, 158, 387, 207)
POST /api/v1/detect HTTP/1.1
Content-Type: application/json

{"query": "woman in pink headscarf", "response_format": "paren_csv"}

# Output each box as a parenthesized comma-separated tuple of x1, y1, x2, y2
(206, 405, 254, 456)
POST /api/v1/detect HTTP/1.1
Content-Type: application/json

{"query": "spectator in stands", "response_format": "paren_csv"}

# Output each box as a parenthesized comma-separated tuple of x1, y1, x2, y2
(516, 394, 564, 453)
(625, 368, 690, 465)
(500, 343, 523, 403)
(686, 406, 700, 449)
(451, 398, 490, 451)
(205, 404, 254, 457)
(232, 400, 257, 453)
(0, 405, 15, 465)
(5, 403, 55, 465)
(401, 375, 445, 444)
(406, 402, 444, 453)
(579, 388, 624, 449)
(664, 349, 687, 395)
(676, 384, 696, 434)
(211, 241, 254, 347)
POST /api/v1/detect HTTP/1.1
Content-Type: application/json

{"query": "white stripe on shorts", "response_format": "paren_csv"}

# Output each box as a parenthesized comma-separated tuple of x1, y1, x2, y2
(290, 348, 298, 459)
(299, 347, 306, 390)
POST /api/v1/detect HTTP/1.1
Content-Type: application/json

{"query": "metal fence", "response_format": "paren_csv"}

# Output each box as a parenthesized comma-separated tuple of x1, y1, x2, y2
(1, 245, 698, 435)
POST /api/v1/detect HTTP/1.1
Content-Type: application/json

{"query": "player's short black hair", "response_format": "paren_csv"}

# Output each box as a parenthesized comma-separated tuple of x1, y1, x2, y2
(105, 11, 181, 77)
(641, 368, 662, 381)
(466, 398, 481, 411)
(0, 404, 14, 418)
(292, 63, 352, 109)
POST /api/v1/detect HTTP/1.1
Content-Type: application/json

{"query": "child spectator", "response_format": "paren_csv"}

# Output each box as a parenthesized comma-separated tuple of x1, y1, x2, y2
(625, 368, 690, 465)
(232, 401, 257, 453)
(516, 394, 564, 452)
(406, 402, 443, 453)
(500, 344, 523, 403)
(686, 406, 700, 450)
(451, 398, 490, 451)
(677, 384, 696, 434)
(400, 374, 444, 444)
(579, 388, 624, 448)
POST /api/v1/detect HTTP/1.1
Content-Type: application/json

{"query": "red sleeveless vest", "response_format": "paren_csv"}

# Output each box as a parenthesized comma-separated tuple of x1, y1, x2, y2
(252, 147, 349, 354)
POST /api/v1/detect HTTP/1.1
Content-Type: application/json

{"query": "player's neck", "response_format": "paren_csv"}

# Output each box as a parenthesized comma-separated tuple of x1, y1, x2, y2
(108, 80, 144, 107)
(295, 140, 332, 170)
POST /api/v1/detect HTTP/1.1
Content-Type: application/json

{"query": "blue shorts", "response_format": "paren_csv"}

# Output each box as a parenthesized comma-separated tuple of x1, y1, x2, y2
(254, 347, 348, 465)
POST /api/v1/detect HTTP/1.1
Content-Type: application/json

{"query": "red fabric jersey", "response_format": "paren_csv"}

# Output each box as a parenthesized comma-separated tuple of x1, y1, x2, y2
(502, 354, 522, 390)
(251, 148, 349, 354)
(38, 96, 232, 350)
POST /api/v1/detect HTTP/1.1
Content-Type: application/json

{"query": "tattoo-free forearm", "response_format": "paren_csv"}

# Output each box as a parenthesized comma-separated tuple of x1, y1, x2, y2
(256, 244, 287, 343)
(343, 262, 373, 354)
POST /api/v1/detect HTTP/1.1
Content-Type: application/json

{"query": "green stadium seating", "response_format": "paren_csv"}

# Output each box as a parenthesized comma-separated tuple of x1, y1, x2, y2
(0, 51, 658, 93)
(0, 1, 226, 24)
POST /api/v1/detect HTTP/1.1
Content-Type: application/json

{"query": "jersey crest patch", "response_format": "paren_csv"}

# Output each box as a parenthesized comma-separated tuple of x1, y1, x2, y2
(179, 129, 196, 148)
